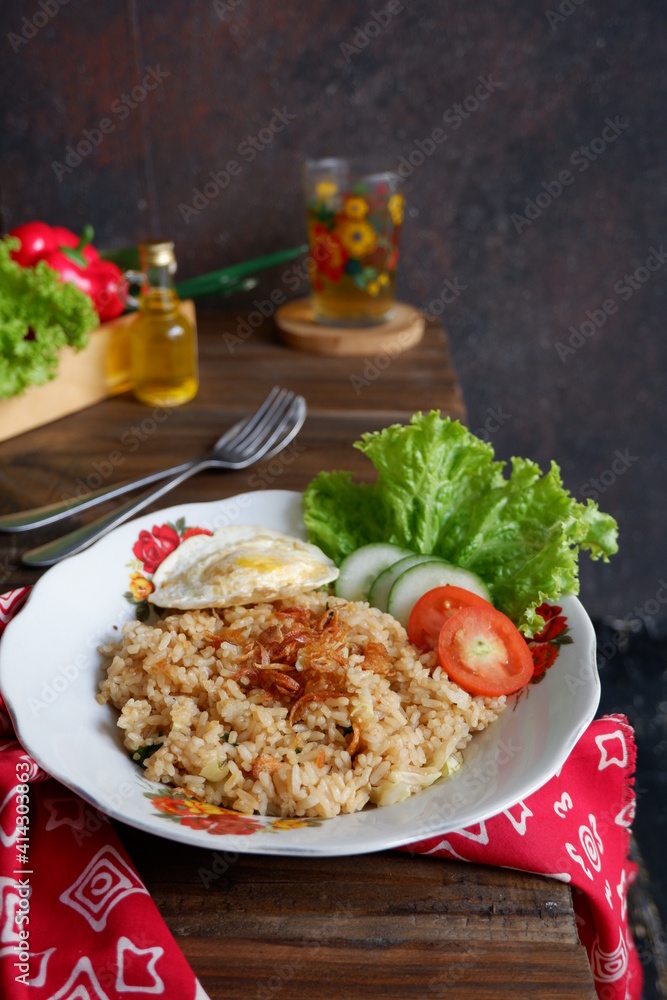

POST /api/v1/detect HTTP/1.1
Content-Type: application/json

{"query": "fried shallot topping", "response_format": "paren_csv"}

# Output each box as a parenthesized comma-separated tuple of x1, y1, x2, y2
(250, 754, 282, 779)
(218, 605, 390, 751)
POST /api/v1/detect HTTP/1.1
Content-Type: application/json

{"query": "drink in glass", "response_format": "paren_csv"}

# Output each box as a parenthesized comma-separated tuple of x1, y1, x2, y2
(303, 158, 403, 326)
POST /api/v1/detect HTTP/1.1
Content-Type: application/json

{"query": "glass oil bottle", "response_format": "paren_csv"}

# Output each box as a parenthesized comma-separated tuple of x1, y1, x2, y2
(129, 241, 198, 407)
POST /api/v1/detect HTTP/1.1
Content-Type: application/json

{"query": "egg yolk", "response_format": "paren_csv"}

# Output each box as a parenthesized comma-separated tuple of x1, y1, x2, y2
(234, 555, 284, 573)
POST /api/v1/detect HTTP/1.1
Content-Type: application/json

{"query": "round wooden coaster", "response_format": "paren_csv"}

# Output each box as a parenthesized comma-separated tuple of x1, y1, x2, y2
(274, 299, 425, 356)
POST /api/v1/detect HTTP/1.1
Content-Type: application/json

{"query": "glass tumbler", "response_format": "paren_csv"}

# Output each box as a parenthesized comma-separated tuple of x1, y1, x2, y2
(303, 158, 404, 326)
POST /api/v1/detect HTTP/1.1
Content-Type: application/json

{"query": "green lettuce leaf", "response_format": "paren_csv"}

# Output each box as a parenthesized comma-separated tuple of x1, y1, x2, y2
(302, 411, 618, 633)
(0, 237, 98, 400)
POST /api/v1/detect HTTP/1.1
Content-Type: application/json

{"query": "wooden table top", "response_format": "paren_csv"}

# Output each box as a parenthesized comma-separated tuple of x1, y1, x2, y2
(0, 307, 597, 998)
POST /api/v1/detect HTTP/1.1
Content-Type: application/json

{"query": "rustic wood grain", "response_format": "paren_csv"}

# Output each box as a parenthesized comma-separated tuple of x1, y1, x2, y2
(0, 309, 596, 997)
(119, 828, 597, 1000)
(0, 309, 464, 589)
(180, 941, 597, 1000)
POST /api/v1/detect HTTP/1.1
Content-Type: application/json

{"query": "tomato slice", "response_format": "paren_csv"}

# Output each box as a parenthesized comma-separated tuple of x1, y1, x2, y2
(437, 605, 534, 697)
(408, 585, 493, 652)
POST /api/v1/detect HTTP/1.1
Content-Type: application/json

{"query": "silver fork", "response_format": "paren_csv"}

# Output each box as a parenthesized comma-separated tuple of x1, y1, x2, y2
(0, 387, 295, 533)
(21, 388, 307, 567)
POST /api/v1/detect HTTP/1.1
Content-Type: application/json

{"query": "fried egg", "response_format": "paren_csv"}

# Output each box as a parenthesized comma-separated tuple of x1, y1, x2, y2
(147, 525, 339, 610)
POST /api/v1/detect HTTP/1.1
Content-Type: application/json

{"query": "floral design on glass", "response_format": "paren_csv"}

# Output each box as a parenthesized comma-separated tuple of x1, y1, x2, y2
(124, 518, 212, 620)
(308, 180, 403, 298)
(528, 603, 573, 682)
(145, 786, 323, 835)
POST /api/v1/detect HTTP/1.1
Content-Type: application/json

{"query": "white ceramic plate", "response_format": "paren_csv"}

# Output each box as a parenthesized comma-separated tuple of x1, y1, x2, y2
(0, 490, 600, 856)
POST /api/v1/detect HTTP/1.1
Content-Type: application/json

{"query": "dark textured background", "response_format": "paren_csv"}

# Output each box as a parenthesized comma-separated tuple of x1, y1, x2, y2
(1, 0, 665, 626)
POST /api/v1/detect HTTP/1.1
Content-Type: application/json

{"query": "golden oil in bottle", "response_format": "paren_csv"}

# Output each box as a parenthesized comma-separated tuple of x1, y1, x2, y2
(129, 241, 198, 407)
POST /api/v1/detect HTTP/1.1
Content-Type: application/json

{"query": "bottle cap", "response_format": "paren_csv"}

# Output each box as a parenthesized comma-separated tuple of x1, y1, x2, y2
(139, 241, 176, 268)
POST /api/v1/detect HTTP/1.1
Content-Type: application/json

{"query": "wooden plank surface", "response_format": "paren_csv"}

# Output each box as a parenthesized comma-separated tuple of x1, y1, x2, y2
(0, 308, 597, 998)
(0, 309, 465, 590)
(119, 828, 597, 1000)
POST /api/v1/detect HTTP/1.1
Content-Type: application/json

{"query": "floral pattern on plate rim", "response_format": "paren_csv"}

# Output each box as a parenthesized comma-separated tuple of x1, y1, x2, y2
(528, 602, 573, 683)
(124, 518, 213, 621)
(144, 784, 323, 835)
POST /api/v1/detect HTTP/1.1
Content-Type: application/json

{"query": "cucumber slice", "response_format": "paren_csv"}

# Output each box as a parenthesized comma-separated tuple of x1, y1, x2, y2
(368, 554, 442, 612)
(387, 561, 491, 627)
(335, 543, 413, 602)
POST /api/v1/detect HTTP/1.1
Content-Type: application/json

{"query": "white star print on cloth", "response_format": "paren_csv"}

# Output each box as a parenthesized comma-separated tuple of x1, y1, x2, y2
(400, 711, 643, 1000)
(0, 588, 210, 1000)
(115, 936, 165, 994)
(596, 730, 628, 770)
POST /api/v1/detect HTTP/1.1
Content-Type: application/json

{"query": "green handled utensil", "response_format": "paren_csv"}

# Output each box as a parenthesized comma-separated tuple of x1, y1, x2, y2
(100, 244, 308, 300)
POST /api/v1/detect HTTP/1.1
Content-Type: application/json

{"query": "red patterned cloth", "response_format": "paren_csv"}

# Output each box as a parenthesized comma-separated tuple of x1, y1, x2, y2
(0, 589, 206, 1000)
(401, 711, 643, 1000)
(0, 589, 642, 999)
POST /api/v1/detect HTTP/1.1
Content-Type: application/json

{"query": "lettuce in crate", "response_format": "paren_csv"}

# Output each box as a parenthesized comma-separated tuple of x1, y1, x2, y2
(0, 236, 98, 400)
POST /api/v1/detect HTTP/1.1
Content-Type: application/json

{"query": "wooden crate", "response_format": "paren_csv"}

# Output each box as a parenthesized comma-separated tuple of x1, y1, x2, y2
(0, 300, 195, 443)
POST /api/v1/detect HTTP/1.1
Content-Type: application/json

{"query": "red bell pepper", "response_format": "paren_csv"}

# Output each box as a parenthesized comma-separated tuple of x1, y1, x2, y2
(51, 225, 100, 264)
(8, 222, 125, 322)
(8, 222, 54, 267)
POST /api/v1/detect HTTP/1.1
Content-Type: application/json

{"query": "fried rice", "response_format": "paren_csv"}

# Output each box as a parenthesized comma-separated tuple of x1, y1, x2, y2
(97, 591, 506, 818)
